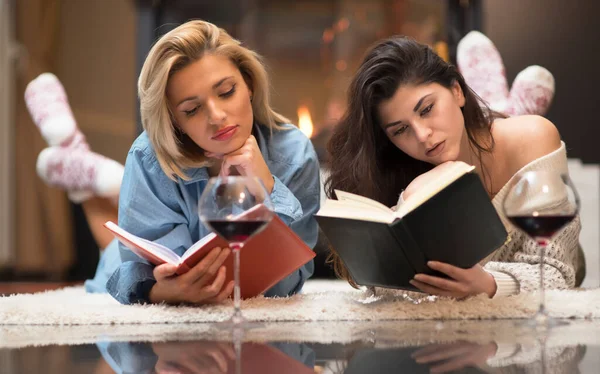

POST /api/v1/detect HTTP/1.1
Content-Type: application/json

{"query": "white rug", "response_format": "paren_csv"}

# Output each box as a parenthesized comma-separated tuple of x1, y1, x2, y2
(1, 280, 599, 326)
(3, 319, 600, 349)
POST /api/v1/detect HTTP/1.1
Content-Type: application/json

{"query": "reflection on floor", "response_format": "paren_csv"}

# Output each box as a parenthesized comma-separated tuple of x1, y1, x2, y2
(2, 319, 600, 373)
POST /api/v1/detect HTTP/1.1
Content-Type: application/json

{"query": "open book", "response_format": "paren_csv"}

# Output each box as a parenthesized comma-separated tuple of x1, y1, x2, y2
(104, 214, 315, 299)
(316, 163, 507, 291)
(319, 162, 477, 222)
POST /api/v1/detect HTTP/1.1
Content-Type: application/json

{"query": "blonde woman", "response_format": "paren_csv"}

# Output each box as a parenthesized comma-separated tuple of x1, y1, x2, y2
(56, 20, 320, 305)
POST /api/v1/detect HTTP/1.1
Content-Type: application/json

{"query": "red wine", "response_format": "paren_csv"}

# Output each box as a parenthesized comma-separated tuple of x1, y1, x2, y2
(507, 215, 575, 238)
(208, 220, 268, 243)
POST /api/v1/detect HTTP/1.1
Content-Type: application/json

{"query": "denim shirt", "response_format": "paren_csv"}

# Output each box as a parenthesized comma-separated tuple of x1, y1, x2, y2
(85, 123, 320, 304)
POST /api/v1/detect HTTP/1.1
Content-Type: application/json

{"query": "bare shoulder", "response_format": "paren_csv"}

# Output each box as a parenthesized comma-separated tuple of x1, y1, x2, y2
(492, 115, 562, 170)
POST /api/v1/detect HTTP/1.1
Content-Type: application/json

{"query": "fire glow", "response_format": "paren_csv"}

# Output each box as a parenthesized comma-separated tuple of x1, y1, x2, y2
(297, 105, 314, 138)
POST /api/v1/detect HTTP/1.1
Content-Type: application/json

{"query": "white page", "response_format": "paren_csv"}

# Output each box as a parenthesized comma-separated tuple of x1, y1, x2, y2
(181, 232, 218, 261)
(317, 199, 394, 224)
(395, 164, 475, 218)
(105, 221, 180, 264)
(334, 190, 393, 213)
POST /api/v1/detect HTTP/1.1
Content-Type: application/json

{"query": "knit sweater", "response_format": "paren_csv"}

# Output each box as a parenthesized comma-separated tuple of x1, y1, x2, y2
(484, 141, 583, 297)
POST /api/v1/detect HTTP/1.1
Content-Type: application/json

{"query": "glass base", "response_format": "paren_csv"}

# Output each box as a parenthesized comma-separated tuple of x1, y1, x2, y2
(212, 314, 264, 331)
(518, 312, 569, 330)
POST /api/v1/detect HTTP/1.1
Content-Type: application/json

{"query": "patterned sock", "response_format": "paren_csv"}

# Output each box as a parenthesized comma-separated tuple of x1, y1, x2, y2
(457, 31, 510, 112)
(505, 65, 555, 116)
(36, 146, 124, 203)
(24, 73, 89, 150)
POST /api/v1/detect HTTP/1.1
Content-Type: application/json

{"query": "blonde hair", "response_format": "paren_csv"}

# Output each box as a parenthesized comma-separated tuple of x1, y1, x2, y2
(138, 20, 290, 180)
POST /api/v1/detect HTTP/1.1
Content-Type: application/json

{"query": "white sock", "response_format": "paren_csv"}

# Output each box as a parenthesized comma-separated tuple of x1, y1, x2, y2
(506, 65, 555, 116)
(36, 146, 124, 203)
(24, 73, 89, 150)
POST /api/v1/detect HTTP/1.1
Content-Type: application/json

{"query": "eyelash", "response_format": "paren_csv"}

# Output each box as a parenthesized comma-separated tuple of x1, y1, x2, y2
(420, 103, 434, 116)
(393, 125, 408, 136)
(220, 84, 236, 98)
(392, 103, 434, 136)
(183, 84, 237, 117)
(184, 107, 198, 117)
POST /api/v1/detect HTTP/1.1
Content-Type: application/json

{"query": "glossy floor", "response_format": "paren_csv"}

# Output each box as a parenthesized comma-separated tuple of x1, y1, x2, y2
(2, 319, 599, 373)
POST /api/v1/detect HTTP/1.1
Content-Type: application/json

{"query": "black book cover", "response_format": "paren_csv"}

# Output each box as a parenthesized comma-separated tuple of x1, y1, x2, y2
(316, 172, 508, 291)
(345, 347, 488, 374)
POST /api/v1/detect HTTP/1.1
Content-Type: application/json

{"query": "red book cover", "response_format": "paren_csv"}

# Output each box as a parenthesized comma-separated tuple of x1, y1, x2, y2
(232, 343, 315, 374)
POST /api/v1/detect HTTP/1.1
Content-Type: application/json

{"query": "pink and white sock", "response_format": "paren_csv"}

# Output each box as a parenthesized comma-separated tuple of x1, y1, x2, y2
(505, 65, 555, 116)
(24, 73, 89, 150)
(36, 146, 124, 203)
(457, 31, 509, 112)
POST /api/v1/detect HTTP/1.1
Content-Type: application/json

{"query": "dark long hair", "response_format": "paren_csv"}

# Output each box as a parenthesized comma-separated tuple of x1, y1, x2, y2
(324, 36, 504, 286)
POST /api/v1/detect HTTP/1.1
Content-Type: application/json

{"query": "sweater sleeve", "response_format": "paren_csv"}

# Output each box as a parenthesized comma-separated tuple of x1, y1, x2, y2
(486, 269, 520, 297)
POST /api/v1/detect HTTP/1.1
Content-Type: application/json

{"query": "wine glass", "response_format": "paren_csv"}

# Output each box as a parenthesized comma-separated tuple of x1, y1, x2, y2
(502, 170, 580, 328)
(198, 176, 274, 328)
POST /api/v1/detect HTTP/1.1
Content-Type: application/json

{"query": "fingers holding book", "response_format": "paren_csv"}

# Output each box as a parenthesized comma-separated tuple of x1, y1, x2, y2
(149, 246, 234, 305)
(187, 247, 231, 286)
(410, 340, 498, 373)
(188, 263, 236, 305)
(153, 340, 236, 373)
(409, 261, 497, 299)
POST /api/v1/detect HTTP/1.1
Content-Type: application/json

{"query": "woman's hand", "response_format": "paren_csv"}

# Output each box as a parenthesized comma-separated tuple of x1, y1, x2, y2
(153, 341, 235, 374)
(409, 261, 497, 298)
(206, 135, 274, 193)
(411, 341, 498, 373)
(148, 246, 234, 305)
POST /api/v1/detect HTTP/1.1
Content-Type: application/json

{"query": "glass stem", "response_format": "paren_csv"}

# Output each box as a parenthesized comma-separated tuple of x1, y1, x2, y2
(233, 325, 243, 374)
(537, 241, 547, 317)
(231, 242, 243, 323)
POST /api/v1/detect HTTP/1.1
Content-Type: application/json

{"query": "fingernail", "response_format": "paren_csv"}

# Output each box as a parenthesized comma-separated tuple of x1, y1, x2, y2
(409, 280, 416, 285)
(414, 274, 422, 281)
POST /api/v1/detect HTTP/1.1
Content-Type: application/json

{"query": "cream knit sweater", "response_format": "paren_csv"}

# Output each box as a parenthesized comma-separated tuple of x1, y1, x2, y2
(484, 141, 583, 297)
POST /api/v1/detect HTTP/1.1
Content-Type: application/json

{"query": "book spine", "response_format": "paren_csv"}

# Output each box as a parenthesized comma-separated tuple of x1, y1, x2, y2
(176, 263, 191, 275)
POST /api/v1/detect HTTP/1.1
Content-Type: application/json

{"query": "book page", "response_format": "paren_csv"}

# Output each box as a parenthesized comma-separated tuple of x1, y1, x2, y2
(181, 232, 218, 261)
(104, 221, 181, 264)
(334, 190, 393, 213)
(316, 199, 395, 223)
(395, 163, 476, 218)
